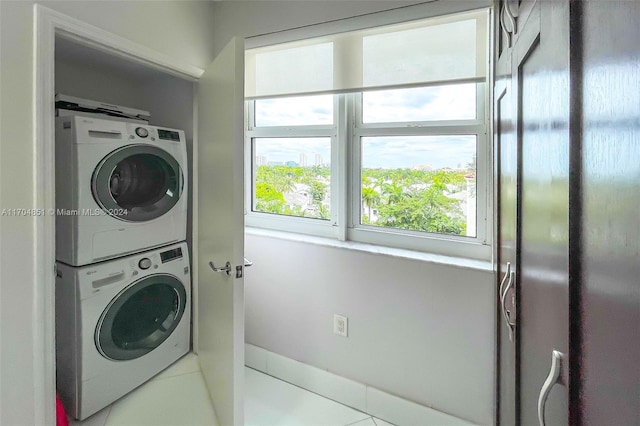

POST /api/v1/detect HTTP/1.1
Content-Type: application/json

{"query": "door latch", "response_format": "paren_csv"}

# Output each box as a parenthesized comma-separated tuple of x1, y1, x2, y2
(235, 258, 254, 278)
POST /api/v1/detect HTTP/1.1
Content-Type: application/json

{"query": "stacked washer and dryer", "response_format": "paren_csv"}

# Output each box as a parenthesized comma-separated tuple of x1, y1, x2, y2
(54, 99, 191, 420)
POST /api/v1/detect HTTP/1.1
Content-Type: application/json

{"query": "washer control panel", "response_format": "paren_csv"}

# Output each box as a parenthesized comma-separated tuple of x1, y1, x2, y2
(138, 257, 152, 270)
(135, 127, 149, 138)
(129, 252, 160, 275)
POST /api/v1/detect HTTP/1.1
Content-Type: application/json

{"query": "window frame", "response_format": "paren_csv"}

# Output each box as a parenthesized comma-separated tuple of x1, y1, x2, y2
(244, 4, 493, 260)
(245, 96, 341, 239)
(348, 84, 490, 259)
(245, 83, 491, 259)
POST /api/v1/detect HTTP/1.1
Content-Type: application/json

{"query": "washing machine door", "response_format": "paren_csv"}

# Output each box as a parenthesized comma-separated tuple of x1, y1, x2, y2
(96, 274, 187, 361)
(92, 144, 183, 222)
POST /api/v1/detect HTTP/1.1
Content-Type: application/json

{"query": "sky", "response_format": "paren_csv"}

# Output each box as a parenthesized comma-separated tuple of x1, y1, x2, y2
(253, 84, 477, 170)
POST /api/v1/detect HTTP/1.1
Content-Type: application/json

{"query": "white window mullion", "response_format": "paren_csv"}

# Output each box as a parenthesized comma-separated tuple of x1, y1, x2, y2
(246, 100, 255, 131)
(248, 127, 336, 138)
(347, 93, 362, 231)
(334, 94, 348, 240)
(475, 132, 489, 245)
(354, 125, 486, 137)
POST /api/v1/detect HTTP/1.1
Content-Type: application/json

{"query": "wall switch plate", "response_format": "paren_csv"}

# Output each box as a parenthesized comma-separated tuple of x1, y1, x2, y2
(333, 314, 348, 337)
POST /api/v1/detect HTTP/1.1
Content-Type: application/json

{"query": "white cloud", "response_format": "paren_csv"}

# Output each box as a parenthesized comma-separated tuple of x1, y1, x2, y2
(255, 95, 333, 126)
(255, 138, 330, 164)
(362, 136, 476, 169)
(253, 85, 478, 169)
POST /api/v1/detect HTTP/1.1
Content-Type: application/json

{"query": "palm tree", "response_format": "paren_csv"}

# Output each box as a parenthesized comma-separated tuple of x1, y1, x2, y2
(382, 181, 404, 205)
(361, 186, 380, 222)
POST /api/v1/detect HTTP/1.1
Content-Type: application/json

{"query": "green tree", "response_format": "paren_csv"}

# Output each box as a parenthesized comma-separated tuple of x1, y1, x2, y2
(254, 182, 286, 214)
(318, 204, 330, 220)
(309, 180, 326, 205)
(381, 181, 404, 205)
(376, 184, 465, 235)
(361, 186, 380, 222)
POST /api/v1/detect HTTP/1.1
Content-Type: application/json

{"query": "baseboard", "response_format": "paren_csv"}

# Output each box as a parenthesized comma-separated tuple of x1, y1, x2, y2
(245, 343, 477, 426)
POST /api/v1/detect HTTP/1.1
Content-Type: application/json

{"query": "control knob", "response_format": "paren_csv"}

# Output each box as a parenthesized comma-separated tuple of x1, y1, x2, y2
(135, 127, 149, 138)
(138, 258, 152, 270)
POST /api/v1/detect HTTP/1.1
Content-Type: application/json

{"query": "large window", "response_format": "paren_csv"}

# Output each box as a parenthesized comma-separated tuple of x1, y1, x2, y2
(245, 7, 490, 259)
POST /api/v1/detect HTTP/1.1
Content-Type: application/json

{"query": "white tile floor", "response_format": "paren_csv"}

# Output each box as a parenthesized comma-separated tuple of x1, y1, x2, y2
(69, 353, 395, 426)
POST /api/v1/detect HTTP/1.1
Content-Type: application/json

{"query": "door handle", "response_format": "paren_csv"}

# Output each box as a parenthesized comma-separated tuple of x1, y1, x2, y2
(506, 0, 520, 18)
(244, 258, 253, 267)
(503, 0, 517, 34)
(500, 266, 516, 341)
(499, 262, 511, 298)
(209, 260, 231, 276)
(537, 350, 566, 426)
(500, 4, 513, 48)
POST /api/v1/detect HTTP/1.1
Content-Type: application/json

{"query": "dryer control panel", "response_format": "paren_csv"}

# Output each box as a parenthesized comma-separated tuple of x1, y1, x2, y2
(125, 124, 184, 144)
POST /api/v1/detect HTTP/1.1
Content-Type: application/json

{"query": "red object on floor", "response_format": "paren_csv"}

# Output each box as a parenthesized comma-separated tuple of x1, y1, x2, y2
(56, 393, 69, 426)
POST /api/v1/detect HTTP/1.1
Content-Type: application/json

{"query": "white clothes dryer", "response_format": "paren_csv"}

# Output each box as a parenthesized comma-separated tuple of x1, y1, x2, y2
(55, 242, 191, 420)
(55, 115, 188, 266)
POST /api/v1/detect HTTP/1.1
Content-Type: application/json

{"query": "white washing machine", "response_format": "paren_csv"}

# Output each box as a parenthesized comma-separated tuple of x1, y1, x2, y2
(55, 115, 188, 266)
(55, 242, 191, 420)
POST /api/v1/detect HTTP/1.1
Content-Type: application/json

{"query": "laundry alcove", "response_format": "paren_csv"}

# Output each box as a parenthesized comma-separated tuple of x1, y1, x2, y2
(38, 5, 247, 424)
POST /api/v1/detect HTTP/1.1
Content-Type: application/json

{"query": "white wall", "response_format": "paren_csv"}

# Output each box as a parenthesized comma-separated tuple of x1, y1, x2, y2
(210, 0, 426, 56)
(0, 1, 496, 424)
(209, 1, 496, 424)
(245, 233, 494, 424)
(0, 2, 214, 425)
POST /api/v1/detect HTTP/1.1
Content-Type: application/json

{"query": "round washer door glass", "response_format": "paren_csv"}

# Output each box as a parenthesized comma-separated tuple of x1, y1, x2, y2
(93, 145, 183, 222)
(96, 274, 187, 361)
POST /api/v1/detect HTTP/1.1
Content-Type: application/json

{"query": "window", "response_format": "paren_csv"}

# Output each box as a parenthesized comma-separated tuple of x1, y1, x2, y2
(245, 6, 490, 259)
(253, 136, 332, 219)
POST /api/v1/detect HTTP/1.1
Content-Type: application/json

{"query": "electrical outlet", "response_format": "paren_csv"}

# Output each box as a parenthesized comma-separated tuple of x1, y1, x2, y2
(333, 314, 348, 337)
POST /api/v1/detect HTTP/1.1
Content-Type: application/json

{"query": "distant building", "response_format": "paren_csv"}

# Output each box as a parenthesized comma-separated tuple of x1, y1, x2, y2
(314, 153, 324, 166)
(285, 161, 299, 167)
(256, 155, 267, 166)
(411, 164, 434, 171)
(299, 153, 307, 167)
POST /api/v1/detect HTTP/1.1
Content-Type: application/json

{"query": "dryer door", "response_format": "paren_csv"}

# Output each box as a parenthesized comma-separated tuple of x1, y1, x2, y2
(93, 145, 183, 222)
(96, 274, 187, 361)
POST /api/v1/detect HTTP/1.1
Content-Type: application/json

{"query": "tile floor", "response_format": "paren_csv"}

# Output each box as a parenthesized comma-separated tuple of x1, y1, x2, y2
(69, 353, 395, 426)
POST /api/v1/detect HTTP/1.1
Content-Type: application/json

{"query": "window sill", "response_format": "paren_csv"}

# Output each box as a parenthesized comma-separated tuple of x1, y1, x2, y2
(245, 227, 492, 272)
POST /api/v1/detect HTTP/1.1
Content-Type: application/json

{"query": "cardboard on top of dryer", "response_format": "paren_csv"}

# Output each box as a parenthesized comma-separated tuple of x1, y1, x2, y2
(55, 94, 151, 123)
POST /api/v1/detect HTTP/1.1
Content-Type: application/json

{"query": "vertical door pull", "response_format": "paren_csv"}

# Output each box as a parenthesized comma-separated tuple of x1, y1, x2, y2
(504, 0, 518, 34)
(537, 350, 565, 426)
(500, 264, 516, 341)
(500, 5, 513, 48)
(506, 0, 520, 18)
(499, 262, 511, 297)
